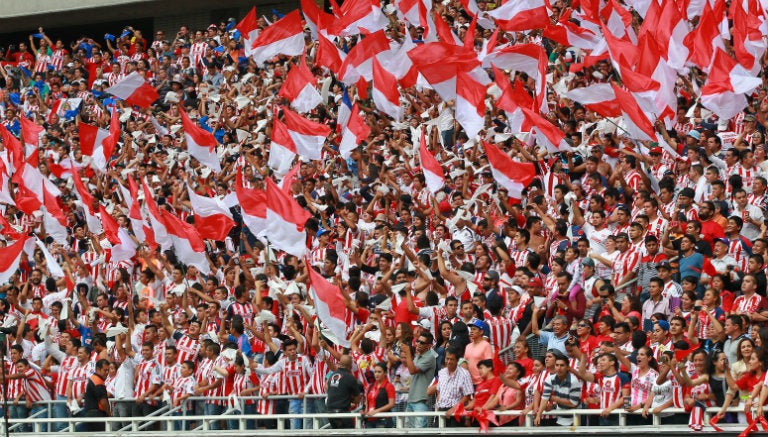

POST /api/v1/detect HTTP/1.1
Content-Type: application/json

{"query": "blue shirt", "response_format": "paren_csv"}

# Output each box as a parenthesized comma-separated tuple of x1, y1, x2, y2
(678, 252, 704, 281)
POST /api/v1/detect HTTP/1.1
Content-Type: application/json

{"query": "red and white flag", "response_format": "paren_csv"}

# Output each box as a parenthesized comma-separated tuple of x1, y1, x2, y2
(278, 57, 322, 113)
(485, 142, 536, 199)
(307, 263, 351, 347)
(563, 83, 621, 117)
(486, 0, 549, 32)
(301, 0, 327, 39)
(543, 21, 599, 50)
(250, 10, 305, 66)
(330, 0, 389, 37)
(701, 48, 763, 120)
(372, 57, 403, 121)
(731, 0, 766, 75)
(281, 106, 330, 160)
(235, 172, 267, 238)
(71, 167, 103, 235)
(376, 37, 419, 88)
(315, 32, 346, 73)
(78, 109, 119, 171)
(0, 157, 13, 206)
(339, 103, 370, 159)
(682, 1, 723, 71)
(236, 7, 260, 56)
(485, 44, 547, 112)
(407, 42, 489, 101)
(337, 30, 389, 85)
(0, 235, 30, 285)
(611, 84, 658, 141)
(0, 124, 23, 172)
(100, 205, 137, 264)
(419, 130, 445, 193)
(179, 107, 221, 173)
(19, 116, 42, 158)
(455, 72, 486, 138)
(265, 178, 311, 257)
(142, 178, 171, 250)
(160, 209, 211, 274)
(520, 108, 572, 153)
(105, 71, 159, 108)
(267, 116, 297, 175)
(186, 185, 236, 241)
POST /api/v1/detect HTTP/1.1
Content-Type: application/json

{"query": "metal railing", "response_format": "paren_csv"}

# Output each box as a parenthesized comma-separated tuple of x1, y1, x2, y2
(0, 397, 752, 434)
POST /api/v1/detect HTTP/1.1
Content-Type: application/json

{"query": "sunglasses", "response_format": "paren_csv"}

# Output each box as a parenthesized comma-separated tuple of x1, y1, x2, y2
(416, 340, 430, 345)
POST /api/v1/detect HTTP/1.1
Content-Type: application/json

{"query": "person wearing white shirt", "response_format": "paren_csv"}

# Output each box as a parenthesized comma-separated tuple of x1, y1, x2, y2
(731, 189, 764, 241)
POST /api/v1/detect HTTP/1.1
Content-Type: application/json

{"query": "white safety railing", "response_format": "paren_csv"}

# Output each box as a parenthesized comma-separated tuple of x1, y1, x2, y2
(0, 398, 752, 434)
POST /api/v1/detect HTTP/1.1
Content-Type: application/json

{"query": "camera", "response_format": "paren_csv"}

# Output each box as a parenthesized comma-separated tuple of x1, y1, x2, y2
(693, 305, 702, 311)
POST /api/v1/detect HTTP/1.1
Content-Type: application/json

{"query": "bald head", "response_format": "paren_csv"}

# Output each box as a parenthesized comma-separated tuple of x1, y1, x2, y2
(338, 354, 352, 370)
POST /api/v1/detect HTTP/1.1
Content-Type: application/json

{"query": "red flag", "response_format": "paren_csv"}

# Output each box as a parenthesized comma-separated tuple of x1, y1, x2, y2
(179, 107, 221, 173)
(265, 178, 311, 257)
(105, 72, 159, 108)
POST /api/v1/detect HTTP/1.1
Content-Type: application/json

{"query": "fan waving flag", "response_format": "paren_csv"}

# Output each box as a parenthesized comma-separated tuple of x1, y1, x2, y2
(77, 109, 119, 171)
(485, 142, 536, 199)
(105, 71, 159, 108)
(701, 48, 763, 120)
(179, 107, 222, 173)
(486, 0, 549, 32)
(20, 116, 42, 158)
(250, 10, 305, 66)
(339, 103, 370, 159)
(236, 172, 267, 238)
(236, 6, 260, 56)
(455, 72, 486, 139)
(0, 235, 30, 285)
(160, 209, 211, 274)
(265, 177, 311, 257)
(281, 106, 330, 160)
(100, 205, 137, 264)
(337, 30, 390, 85)
(419, 130, 445, 193)
(278, 57, 323, 113)
(186, 185, 236, 241)
(611, 84, 658, 141)
(372, 57, 403, 121)
(307, 263, 351, 348)
(267, 116, 297, 175)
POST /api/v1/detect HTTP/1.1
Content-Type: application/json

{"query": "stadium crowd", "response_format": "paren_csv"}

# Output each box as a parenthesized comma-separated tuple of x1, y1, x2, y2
(1, 0, 768, 432)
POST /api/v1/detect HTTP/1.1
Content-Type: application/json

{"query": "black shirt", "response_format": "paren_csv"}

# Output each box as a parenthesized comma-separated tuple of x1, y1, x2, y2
(83, 374, 109, 416)
(326, 367, 361, 411)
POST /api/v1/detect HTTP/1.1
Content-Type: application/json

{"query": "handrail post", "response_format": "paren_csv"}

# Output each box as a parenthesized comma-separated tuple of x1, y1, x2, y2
(619, 411, 626, 427)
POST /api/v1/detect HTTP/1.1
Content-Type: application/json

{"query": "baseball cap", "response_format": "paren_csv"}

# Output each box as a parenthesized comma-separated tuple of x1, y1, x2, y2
(582, 257, 596, 268)
(615, 232, 629, 240)
(656, 320, 670, 331)
(316, 229, 331, 238)
(485, 270, 500, 281)
(649, 146, 663, 155)
(469, 319, 487, 331)
(687, 130, 701, 140)
(656, 261, 672, 270)
(713, 237, 729, 246)
(527, 277, 544, 288)
(744, 114, 757, 122)
(411, 319, 433, 331)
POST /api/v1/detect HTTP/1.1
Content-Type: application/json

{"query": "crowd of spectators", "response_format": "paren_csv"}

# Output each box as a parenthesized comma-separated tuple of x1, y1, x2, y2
(0, 0, 768, 432)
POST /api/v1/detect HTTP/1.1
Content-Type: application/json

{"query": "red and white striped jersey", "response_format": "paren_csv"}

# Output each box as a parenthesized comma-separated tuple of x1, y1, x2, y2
(196, 357, 212, 384)
(625, 169, 642, 192)
(229, 302, 255, 323)
(486, 315, 514, 354)
(171, 375, 196, 412)
(205, 355, 229, 405)
(352, 348, 386, 388)
(55, 355, 78, 397)
(133, 357, 161, 401)
(510, 249, 530, 268)
(732, 293, 762, 314)
(417, 306, 447, 339)
(173, 333, 200, 364)
(22, 367, 52, 402)
(233, 372, 259, 405)
(4, 360, 23, 401)
(277, 355, 312, 395)
(646, 217, 668, 239)
(734, 164, 761, 193)
(629, 365, 657, 406)
(307, 348, 338, 395)
(69, 360, 95, 401)
(256, 373, 279, 415)
(595, 372, 630, 410)
(34, 55, 50, 73)
(162, 362, 181, 388)
(190, 43, 208, 65)
(612, 249, 640, 287)
(50, 49, 67, 71)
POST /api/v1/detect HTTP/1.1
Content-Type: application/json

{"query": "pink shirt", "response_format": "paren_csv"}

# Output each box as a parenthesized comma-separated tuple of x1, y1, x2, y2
(463, 340, 493, 385)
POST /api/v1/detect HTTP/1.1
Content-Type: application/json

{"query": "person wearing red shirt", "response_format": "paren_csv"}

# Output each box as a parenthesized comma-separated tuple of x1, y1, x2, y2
(362, 362, 396, 428)
(465, 359, 502, 421)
